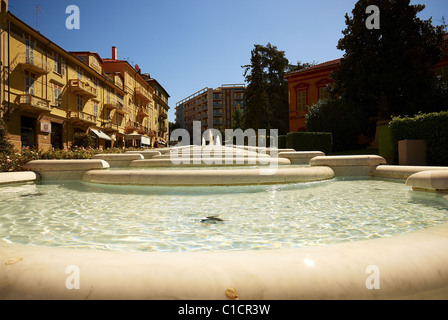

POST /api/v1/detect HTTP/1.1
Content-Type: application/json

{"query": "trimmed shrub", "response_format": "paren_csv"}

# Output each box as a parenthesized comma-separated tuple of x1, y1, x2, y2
(278, 135, 287, 149)
(306, 98, 365, 152)
(73, 132, 95, 148)
(286, 132, 333, 155)
(389, 111, 448, 165)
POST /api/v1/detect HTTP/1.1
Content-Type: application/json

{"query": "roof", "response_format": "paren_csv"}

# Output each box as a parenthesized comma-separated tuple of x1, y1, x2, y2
(70, 51, 103, 64)
(285, 59, 341, 77)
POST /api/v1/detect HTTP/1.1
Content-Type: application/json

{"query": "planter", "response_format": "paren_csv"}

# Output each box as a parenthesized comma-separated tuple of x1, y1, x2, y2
(398, 139, 427, 166)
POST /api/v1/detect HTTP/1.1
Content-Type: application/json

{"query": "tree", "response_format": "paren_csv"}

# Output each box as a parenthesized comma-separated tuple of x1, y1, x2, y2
(243, 43, 291, 134)
(332, 0, 446, 126)
(0, 117, 13, 155)
(232, 104, 244, 130)
(243, 45, 272, 131)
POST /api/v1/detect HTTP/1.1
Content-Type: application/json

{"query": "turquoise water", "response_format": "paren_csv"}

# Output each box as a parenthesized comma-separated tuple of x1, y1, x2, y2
(0, 178, 447, 252)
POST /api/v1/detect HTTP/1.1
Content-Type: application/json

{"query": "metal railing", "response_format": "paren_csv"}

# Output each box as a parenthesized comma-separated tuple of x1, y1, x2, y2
(17, 54, 53, 74)
(70, 111, 97, 123)
(19, 94, 51, 111)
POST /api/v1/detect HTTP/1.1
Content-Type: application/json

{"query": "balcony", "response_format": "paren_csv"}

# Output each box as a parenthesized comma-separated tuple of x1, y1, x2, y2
(102, 122, 119, 132)
(114, 103, 128, 114)
(213, 118, 223, 126)
(137, 107, 149, 119)
(17, 54, 52, 75)
(69, 111, 97, 126)
(104, 97, 119, 110)
(138, 126, 148, 134)
(19, 94, 51, 113)
(69, 79, 97, 99)
(135, 87, 151, 103)
(125, 121, 140, 132)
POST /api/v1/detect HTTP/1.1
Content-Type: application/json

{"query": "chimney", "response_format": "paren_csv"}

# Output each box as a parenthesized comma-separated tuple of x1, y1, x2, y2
(112, 46, 117, 60)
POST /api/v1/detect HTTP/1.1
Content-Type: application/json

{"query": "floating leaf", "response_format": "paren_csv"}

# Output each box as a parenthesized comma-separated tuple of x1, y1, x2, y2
(5, 257, 23, 265)
(225, 287, 239, 300)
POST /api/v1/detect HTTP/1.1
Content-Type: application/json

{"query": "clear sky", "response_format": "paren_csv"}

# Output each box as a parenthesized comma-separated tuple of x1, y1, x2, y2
(10, 0, 448, 121)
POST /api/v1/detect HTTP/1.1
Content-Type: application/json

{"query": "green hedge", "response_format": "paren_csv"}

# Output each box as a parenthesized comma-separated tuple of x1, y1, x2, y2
(286, 132, 333, 155)
(389, 111, 448, 165)
(278, 135, 287, 149)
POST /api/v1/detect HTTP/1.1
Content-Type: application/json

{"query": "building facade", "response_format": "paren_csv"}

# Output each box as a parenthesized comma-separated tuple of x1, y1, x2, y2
(175, 84, 245, 136)
(0, 6, 169, 151)
(145, 76, 170, 145)
(284, 59, 340, 132)
(286, 35, 448, 133)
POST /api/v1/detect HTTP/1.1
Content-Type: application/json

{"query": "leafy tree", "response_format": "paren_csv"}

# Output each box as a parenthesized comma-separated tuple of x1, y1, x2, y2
(232, 105, 244, 130)
(332, 0, 446, 126)
(243, 45, 272, 131)
(0, 117, 13, 155)
(243, 43, 293, 134)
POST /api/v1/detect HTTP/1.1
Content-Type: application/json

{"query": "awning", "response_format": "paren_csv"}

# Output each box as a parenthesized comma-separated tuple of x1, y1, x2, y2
(91, 129, 112, 141)
(142, 136, 151, 146)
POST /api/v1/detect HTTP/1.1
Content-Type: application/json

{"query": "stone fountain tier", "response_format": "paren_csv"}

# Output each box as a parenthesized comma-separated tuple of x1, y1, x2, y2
(129, 157, 292, 167)
(82, 166, 335, 186)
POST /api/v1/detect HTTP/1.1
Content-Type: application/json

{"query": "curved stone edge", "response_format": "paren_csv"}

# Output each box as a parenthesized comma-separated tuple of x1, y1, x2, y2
(129, 157, 292, 167)
(23, 160, 110, 181)
(374, 165, 448, 180)
(125, 150, 162, 159)
(406, 170, 448, 193)
(1, 221, 447, 300)
(93, 154, 144, 168)
(310, 155, 387, 177)
(279, 151, 325, 165)
(82, 167, 334, 186)
(0, 172, 39, 185)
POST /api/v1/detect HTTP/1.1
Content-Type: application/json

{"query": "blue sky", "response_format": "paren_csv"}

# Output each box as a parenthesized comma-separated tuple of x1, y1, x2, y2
(11, 0, 448, 121)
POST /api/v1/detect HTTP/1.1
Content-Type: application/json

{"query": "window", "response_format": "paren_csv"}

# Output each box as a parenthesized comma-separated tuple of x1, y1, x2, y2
(296, 90, 307, 112)
(53, 85, 62, 106)
(77, 95, 83, 111)
(318, 86, 331, 101)
(25, 74, 35, 95)
(436, 66, 448, 80)
(25, 38, 34, 64)
(53, 53, 66, 75)
(93, 104, 99, 118)
(77, 67, 83, 80)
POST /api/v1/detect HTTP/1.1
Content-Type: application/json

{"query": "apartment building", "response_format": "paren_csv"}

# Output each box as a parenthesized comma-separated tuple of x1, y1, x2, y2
(0, 4, 169, 151)
(175, 84, 245, 136)
(101, 48, 157, 148)
(144, 76, 170, 144)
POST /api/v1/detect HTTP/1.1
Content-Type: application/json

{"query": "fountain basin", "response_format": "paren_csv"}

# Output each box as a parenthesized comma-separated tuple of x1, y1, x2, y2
(82, 166, 334, 186)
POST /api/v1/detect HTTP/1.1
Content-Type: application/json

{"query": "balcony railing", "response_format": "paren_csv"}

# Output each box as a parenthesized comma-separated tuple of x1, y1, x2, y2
(135, 87, 151, 103)
(19, 94, 51, 113)
(17, 54, 52, 75)
(103, 122, 119, 132)
(126, 121, 140, 131)
(69, 79, 98, 98)
(138, 126, 148, 134)
(69, 111, 97, 125)
(137, 107, 149, 118)
(213, 119, 223, 125)
(104, 97, 118, 110)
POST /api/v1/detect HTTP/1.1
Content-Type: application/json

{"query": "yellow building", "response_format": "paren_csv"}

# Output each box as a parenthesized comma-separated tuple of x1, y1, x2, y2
(0, 5, 168, 151)
(145, 76, 170, 145)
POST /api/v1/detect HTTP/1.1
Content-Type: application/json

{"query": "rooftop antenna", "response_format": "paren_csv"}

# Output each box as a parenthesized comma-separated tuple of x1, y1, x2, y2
(36, 5, 43, 30)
